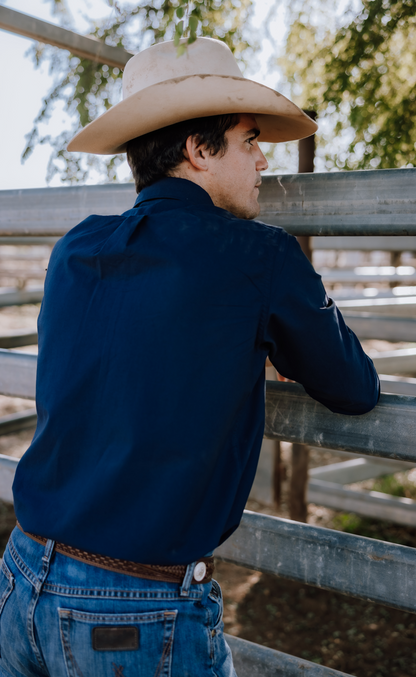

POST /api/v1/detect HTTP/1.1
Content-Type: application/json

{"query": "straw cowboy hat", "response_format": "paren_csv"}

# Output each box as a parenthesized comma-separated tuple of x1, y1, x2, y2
(68, 37, 317, 155)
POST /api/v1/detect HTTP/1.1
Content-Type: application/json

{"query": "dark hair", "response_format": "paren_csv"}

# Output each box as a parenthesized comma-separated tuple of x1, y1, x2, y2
(126, 114, 240, 193)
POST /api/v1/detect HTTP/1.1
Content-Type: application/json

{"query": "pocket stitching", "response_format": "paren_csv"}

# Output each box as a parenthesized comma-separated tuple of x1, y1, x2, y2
(58, 607, 178, 677)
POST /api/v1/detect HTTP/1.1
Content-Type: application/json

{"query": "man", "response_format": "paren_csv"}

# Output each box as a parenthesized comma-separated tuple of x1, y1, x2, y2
(1, 38, 379, 677)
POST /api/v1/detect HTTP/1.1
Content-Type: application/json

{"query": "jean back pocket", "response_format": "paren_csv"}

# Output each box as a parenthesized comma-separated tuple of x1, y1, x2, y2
(59, 607, 177, 677)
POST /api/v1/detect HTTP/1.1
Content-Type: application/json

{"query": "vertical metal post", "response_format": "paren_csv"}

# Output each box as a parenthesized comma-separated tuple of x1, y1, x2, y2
(289, 111, 317, 523)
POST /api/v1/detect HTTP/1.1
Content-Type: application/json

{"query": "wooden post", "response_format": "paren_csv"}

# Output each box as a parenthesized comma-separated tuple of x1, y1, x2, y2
(296, 110, 317, 262)
(289, 443, 309, 522)
(289, 111, 316, 523)
(272, 441, 282, 506)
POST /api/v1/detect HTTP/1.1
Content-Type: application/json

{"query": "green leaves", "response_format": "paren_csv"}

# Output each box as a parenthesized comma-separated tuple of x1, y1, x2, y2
(28, 0, 254, 183)
(279, 0, 416, 171)
(173, 4, 202, 55)
(189, 14, 199, 32)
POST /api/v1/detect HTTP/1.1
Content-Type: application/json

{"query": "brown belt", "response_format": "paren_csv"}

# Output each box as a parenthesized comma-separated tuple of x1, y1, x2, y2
(17, 523, 214, 585)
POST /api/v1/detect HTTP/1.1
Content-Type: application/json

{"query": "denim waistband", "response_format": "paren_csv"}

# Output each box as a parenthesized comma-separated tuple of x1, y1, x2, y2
(6, 527, 207, 602)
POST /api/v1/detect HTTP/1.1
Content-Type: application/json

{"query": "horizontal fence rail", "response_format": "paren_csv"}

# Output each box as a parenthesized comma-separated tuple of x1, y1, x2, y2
(307, 479, 416, 527)
(215, 510, 416, 613)
(312, 235, 416, 252)
(379, 375, 416, 396)
(308, 456, 416, 526)
(0, 350, 36, 399)
(321, 268, 416, 284)
(0, 331, 38, 349)
(1, 374, 412, 440)
(0, 455, 19, 504)
(226, 636, 352, 677)
(370, 347, 416, 375)
(337, 295, 416, 316)
(343, 313, 416, 342)
(259, 169, 416, 235)
(309, 456, 414, 484)
(0, 184, 136, 237)
(1, 169, 416, 237)
(1, 352, 415, 461)
(0, 410, 37, 436)
(0, 7, 133, 68)
(265, 382, 416, 462)
(0, 288, 44, 308)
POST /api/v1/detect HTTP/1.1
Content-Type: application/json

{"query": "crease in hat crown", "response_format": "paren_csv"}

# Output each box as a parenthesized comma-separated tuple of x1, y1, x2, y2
(122, 38, 242, 98)
(67, 36, 318, 155)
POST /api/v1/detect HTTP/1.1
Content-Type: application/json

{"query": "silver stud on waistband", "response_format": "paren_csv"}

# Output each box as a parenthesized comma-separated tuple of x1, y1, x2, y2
(193, 561, 207, 582)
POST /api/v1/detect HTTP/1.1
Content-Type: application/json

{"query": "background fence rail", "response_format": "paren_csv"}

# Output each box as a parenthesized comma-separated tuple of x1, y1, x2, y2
(215, 511, 416, 613)
(0, 6, 133, 67)
(1, 169, 416, 237)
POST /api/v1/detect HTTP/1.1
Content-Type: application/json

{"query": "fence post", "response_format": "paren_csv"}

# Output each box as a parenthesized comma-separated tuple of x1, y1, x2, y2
(289, 110, 317, 522)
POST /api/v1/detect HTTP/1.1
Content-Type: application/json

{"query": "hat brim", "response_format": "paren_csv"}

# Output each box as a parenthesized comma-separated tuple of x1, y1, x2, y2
(67, 74, 318, 155)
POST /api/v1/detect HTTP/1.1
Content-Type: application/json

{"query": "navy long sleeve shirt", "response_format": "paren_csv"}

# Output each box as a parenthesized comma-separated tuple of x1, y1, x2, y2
(13, 178, 379, 564)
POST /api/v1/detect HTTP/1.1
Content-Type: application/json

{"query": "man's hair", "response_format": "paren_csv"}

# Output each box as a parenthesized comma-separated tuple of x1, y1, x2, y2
(126, 113, 240, 193)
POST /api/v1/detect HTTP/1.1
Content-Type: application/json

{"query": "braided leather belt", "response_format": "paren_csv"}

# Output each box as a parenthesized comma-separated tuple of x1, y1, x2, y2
(17, 523, 214, 585)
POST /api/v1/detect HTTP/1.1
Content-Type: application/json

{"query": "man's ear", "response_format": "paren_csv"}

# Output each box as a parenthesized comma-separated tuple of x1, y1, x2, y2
(184, 135, 210, 172)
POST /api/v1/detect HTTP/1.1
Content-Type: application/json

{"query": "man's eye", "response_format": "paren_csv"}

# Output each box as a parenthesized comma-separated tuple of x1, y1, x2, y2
(247, 137, 256, 146)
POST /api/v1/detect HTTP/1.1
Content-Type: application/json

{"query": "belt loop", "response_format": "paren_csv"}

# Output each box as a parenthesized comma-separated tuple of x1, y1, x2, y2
(36, 538, 55, 593)
(180, 561, 196, 598)
(42, 538, 55, 565)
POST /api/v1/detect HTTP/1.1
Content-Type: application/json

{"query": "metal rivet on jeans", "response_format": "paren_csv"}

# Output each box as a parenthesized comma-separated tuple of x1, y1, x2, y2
(193, 561, 206, 582)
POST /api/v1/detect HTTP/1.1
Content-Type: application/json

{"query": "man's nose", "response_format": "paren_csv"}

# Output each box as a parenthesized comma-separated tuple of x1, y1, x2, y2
(256, 148, 268, 172)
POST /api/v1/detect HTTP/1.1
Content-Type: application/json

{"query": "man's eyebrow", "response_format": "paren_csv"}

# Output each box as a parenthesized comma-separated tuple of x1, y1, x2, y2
(243, 128, 261, 138)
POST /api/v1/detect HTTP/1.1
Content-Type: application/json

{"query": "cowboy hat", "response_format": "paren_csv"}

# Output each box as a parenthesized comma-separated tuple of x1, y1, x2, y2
(67, 37, 317, 155)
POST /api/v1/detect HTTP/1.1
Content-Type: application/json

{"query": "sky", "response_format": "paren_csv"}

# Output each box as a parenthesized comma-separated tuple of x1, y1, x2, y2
(0, 0, 288, 191)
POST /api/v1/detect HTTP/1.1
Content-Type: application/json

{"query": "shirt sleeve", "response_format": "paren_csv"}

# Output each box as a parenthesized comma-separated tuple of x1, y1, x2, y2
(262, 231, 380, 415)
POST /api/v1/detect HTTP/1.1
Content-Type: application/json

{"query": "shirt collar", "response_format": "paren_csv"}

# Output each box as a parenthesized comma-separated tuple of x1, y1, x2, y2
(134, 177, 215, 209)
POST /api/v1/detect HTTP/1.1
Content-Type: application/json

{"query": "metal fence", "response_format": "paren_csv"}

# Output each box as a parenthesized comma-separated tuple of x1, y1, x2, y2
(0, 168, 415, 677)
(1, 8, 416, 672)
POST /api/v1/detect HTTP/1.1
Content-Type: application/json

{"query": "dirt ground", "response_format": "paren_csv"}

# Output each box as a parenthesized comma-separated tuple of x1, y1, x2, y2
(1, 301, 416, 676)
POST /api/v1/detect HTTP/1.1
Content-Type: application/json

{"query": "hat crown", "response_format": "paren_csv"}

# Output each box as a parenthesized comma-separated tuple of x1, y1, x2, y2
(123, 37, 243, 99)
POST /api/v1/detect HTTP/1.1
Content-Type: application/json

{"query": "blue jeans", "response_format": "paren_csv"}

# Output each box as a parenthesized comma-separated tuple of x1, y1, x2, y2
(0, 527, 237, 677)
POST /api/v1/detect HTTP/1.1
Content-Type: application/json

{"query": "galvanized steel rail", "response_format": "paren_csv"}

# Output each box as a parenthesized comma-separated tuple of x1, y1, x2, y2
(259, 169, 416, 235)
(312, 235, 416, 251)
(0, 288, 44, 308)
(0, 349, 36, 399)
(338, 295, 416, 317)
(0, 331, 38, 349)
(0, 6, 133, 68)
(215, 510, 416, 613)
(342, 313, 416, 342)
(307, 478, 416, 526)
(226, 636, 351, 677)
(265, 381, 416, 462)
(1, 168, 416, 237)
(1, 352, 415, 460)
(0, 184, 135, 237)
(0, 410, 37, 436)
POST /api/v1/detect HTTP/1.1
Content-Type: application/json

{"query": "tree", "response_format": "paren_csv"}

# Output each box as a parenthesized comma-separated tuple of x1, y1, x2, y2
(279, 0, 416, 171)
(24, 0, 255, 184)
